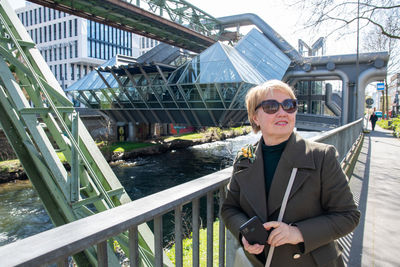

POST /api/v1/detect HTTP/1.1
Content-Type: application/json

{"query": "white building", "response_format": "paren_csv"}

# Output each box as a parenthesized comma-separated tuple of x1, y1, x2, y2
(16, 2, 159, 90)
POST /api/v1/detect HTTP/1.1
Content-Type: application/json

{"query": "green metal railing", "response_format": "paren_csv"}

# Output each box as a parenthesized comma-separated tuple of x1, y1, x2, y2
(0, 0, 168, 265)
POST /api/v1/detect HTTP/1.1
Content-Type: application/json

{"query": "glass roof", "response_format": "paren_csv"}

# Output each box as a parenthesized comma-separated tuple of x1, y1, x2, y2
(170, 41, 267, 85)
(235, 28, 291, 80)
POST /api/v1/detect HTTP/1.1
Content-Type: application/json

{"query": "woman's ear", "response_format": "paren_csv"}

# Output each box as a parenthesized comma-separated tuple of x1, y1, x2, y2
(252, 112, 259, 127)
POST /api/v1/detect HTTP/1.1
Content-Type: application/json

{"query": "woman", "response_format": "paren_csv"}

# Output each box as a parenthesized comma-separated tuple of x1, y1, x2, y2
(221, 80, 360, 267)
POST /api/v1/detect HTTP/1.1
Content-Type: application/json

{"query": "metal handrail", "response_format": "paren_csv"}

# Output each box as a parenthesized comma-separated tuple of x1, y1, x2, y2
(0, 120, 363, 266)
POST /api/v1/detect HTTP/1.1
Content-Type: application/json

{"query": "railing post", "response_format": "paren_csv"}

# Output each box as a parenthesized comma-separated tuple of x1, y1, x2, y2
(129, 226, 139, 267)
(97, 240, 108, 267)
(219, 187, 226, 267)
(207, 192, 214, 267)
(154, 216, 163, 267)
(192, 198, 200, 267)
(175, 205, 183, 267)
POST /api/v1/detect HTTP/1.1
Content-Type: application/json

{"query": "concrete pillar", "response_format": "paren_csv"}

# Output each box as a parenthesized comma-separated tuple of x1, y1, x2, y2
(128, 122, 135, 142)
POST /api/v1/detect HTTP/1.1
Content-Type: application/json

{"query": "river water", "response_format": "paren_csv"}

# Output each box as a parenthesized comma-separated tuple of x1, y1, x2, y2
(0, 131, 318, 247)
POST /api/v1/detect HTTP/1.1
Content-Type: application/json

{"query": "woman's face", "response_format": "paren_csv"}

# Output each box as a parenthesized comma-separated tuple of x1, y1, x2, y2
(253, 90, 296, 145)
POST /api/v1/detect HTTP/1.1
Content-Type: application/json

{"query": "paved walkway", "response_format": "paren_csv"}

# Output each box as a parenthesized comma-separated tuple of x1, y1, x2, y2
(343, 125, 400, 267)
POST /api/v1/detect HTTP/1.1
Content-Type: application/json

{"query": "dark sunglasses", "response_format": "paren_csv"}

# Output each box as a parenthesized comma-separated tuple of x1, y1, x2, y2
(255, 99, 298, 114)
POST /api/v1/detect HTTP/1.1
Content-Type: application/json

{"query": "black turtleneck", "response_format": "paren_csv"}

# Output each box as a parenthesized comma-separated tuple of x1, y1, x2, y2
(261, 139, 288, 196)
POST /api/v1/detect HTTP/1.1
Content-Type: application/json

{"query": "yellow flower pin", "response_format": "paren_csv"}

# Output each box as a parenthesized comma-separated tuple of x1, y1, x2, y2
(238, 144, 256, 163)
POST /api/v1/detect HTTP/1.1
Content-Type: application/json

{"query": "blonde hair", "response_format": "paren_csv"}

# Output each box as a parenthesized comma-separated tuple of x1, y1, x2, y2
(246, 80, 296, 133)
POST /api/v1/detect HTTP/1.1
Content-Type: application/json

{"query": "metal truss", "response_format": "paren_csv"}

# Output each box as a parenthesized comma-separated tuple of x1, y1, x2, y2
(0, 1, 168, 266)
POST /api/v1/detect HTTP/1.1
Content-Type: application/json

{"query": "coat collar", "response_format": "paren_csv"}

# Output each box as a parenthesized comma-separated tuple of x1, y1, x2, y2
(235, 132, 317, 221)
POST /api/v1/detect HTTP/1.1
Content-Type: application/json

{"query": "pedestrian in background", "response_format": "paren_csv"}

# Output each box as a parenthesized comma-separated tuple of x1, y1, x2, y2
(370, 112, 378, 131)
(221, 80, 360, 267)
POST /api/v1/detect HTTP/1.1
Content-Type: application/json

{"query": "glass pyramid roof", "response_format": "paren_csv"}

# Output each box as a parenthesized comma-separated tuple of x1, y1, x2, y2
(235, 28, 291, 80)
(170, 41, 267, 85)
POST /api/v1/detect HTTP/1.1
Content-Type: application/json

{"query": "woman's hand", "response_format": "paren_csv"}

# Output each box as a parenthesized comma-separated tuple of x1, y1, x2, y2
(263, 221, 304, 247)
(242, 236, 265, 254)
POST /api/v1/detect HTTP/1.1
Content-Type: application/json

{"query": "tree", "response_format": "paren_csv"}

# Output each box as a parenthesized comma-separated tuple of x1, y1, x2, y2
(363, 17, 400, 118)
(290, 0, 400, 40)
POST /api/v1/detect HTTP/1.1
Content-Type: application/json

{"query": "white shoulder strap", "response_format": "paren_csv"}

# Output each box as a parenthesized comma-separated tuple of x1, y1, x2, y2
(265, 168, 298, 267)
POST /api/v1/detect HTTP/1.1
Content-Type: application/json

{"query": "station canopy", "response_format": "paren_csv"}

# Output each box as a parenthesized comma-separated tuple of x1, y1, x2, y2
(66, 29, 291, 126)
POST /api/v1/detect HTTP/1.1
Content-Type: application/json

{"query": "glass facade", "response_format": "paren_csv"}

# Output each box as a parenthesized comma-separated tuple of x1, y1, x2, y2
(66, 30, 291, 125)
(87, 20, 133, 59)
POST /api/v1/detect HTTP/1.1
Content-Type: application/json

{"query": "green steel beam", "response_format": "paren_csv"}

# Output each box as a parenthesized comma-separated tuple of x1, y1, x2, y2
(29, 0, 220, 53)
(0, 1, 170, 266)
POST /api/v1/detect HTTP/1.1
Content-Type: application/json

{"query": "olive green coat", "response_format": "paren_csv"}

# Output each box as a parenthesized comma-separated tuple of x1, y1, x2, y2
(221, 132, 360, 267)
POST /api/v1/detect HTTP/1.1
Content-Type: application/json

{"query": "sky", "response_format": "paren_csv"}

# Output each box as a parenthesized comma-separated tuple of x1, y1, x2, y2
(9, 0, 359, 56)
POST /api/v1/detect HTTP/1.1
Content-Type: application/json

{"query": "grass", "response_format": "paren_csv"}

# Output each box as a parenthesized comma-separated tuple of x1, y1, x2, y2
(165, 220, 222, 266)
(102, 142, 156, 153)
(164, 132, 205, 141)
(0, 159, 21, 172)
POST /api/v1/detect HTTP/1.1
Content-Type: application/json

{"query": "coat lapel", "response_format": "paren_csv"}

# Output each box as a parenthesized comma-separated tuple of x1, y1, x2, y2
(267, 132, 316, 217)
(235, 139, 268, 222)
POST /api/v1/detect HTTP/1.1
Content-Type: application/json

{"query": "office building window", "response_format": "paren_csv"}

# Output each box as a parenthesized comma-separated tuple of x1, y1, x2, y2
(54, 65, 57, 79)
(60, 64, 63, 80)
(48, 25, 51, 41)
(39, 28, 42, 43)
(48, 8, 51, 21)
(92, 41, 96, 58)
(29, 10, 32, 25)
(59, 47, 62, 60)
(54, 47, 57, 61)
(146, 38, 149, 48)
(64, 63, 67, 80)
(105, 25, 109, 42)
(69, 20, 72, 37)
(58, 23, 62, 39)
(53, 24, 57, 40)
(69, 43, 73, 58)
(88, 40, 91, 57)
(44, 50, 47, 61)
(38, 8, 42, 23)
(49, 49, 52, 61)
(96, 22, 100, 39)
(44, 26, 47, 42)
(100, 24, 103, 41)
(64, 46, 67, 59)
(63, 21, 66, 38)
(43, 7, 46, 22)
(53, 10, 56, 20)
(84, 65, 87, 76)
(20, 13, 24, 25)
(75, 40, 78, 57)
(34, 9, 37, 24)
(77, 64, 81, 79)
(49, 65, 52, 71)
(100, 43, 104, 59)
(58, 10, 62, 19)
(34, 29, 37, 43)
(70, 64, 74, 80)
(74, 19, 78, 36)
